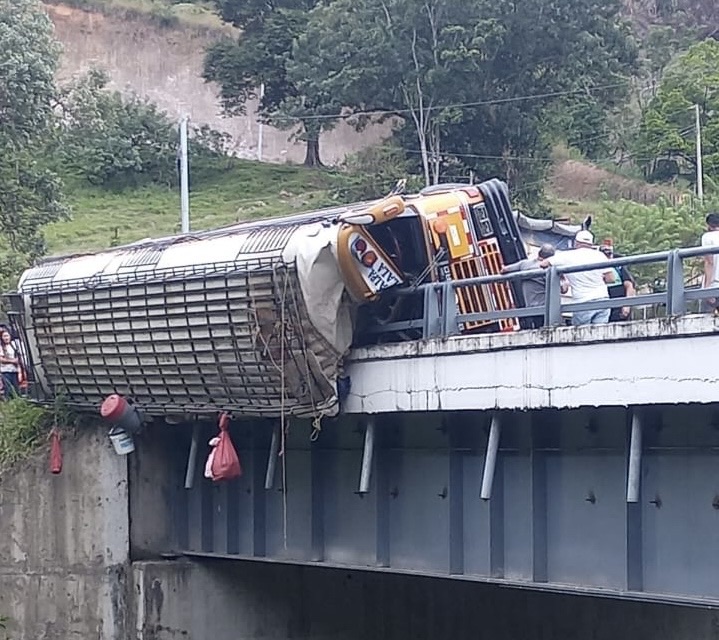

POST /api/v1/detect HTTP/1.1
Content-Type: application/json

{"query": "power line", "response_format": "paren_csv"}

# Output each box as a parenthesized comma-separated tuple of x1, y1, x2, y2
(272, 81, 636, 123)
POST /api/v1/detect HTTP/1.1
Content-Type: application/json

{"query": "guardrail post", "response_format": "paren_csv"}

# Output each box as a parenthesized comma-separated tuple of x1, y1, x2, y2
(442, 281, 460, 336)
(423, 286, 441, 339)
(666, 250, 685, 316)
(545, 267, 563, 327)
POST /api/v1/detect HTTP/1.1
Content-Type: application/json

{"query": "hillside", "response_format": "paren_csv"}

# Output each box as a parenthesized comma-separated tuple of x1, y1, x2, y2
(44, 152, 683, 258)
(44, 2, 389, 166)
(50, 0, 227, 30)
(46, 160, 348, 255)
(35, 0, 705, 261)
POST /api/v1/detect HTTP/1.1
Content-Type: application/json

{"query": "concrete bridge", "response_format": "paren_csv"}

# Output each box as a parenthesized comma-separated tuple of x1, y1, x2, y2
(5, 248, 719, 639)
(161, 315, 719, 615)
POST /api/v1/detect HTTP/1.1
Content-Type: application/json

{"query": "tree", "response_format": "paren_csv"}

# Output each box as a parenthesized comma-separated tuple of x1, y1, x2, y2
(203, 0, 339, 166)
(56, 70, 177, 188)
(289, 0, 504, 186)
(290, 0, 636, 203)
(594, 196, 709, 284)
(634, 40, 719, 185)
(0, 0, 67, 290)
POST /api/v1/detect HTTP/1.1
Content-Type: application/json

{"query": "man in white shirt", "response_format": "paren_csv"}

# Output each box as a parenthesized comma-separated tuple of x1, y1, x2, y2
(540, 230, 614, 325)
(701, 212, 719, 313)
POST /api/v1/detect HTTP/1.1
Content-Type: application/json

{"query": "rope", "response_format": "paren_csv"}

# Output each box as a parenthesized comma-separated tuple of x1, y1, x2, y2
(279, 268, 289, 551)
(284, 273, 325, 441)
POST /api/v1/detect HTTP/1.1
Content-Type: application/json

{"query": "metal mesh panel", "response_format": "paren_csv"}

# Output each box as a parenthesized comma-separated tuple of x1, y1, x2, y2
(27, 263, 341, 418)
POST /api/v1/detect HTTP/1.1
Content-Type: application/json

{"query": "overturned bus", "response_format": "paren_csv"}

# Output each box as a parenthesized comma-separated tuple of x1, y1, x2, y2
(7, 179, 547, 420)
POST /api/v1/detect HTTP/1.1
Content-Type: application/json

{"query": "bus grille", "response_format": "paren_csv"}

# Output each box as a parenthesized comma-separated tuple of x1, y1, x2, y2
(449, 239, 518, 332)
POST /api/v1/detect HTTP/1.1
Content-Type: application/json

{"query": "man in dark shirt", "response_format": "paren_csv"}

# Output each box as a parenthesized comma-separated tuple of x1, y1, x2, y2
(502, 244, 556, 329)
(600, 243, 636, 322)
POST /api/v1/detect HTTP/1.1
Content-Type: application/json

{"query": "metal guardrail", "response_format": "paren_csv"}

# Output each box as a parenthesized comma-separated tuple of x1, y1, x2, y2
(370, 245, 719, 339)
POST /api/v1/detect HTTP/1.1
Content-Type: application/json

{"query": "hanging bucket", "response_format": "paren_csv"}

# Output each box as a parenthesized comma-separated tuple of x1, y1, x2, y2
(101, 394, 143, 434)
(109, 427, 135, 456)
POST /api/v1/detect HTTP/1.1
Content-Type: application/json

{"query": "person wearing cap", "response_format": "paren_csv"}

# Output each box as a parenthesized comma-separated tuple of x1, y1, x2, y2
(502, 243, 557, 329)
(539, 230, 614, 325)
(600, 242, 636, 322)
(701, 212, 719, 313)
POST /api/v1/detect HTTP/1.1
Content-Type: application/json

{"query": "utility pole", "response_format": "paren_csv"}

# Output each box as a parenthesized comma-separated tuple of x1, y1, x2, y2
(257, 83, 265, 162)
(695, 104, 704, 203)
(179, 117, 190, 233)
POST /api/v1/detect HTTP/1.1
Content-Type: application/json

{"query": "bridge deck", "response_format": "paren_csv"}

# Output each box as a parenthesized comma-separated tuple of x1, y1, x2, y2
(343, 315, 719, 413)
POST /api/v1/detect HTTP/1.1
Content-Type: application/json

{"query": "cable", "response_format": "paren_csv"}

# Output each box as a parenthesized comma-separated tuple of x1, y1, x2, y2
(270, 80, 637, 123)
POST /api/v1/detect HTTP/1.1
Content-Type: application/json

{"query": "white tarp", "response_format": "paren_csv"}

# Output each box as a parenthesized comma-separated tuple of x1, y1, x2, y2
(282, 223, 354, 357)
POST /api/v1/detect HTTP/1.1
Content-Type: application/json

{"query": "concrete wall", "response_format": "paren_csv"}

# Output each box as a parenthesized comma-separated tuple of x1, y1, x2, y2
(128, 422, 182, 561)
(0, 428, 129, 640)
(47, 3, 390, 166)
(135, 559, 719, 640)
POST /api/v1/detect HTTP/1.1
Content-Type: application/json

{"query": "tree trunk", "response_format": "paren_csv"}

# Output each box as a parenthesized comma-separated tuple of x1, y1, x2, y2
(303, 138, 323, 167)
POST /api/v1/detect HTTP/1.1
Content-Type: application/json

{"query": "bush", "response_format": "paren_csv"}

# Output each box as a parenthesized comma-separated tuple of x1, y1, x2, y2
(593, 196, 714, 284)
(0, 397, 50, 471)
(55, 69, 233, 190)
(339, 145, 423, 201)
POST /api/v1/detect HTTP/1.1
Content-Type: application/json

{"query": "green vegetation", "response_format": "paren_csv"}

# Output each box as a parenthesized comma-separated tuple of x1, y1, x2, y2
(2, 0, 718, 288)
(47, 159, 347, 254)
(204, 0, 636, 205)
(635, 39, 719, 184)
(0, 397, 50, 472)
(45, 0, 226, 30)
(0, 0, 67, 293)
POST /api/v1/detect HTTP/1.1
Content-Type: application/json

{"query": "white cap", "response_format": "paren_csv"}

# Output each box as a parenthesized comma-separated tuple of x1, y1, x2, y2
(575, 230, 594, 245)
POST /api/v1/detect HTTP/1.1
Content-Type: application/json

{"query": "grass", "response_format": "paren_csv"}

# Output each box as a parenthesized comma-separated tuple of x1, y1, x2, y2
(44, 0, 230, 32)
(47, 159, 348, 255)
(544, 196, 608, 222)
(0, 398, 50, 473)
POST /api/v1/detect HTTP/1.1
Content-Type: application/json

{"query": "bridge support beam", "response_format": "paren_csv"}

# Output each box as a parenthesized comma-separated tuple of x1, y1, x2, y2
(358, 418, 375, 494)
(264, 422, 281, 490)
(627, 411, 642, 504)
(184, 421, 201, 490)
(480, 413, 501, 500)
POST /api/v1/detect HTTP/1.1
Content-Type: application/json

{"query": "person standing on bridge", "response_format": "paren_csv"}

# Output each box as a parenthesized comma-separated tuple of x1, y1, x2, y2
(701, 212, 719, 314)
(540, 230, 614, 326)
(599, 241, 636, 322)
(502, 243, 556, 329)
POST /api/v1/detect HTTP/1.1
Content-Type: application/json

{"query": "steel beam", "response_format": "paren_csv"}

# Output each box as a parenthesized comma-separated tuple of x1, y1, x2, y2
(489, 453, 505, 578)
(311, 440, 325, 562)
(531, 413, 548, 583)
(448, 418, 464, 575)
(252, 426, 267, 558)
(183, 421, 201, 490)
(375, 420, 391, 567)
(480, 413, 501, 500)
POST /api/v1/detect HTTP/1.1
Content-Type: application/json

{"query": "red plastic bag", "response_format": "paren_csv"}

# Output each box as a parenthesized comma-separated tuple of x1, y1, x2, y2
(209, 413, 242, 482)
(49, 427, 62, 475)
